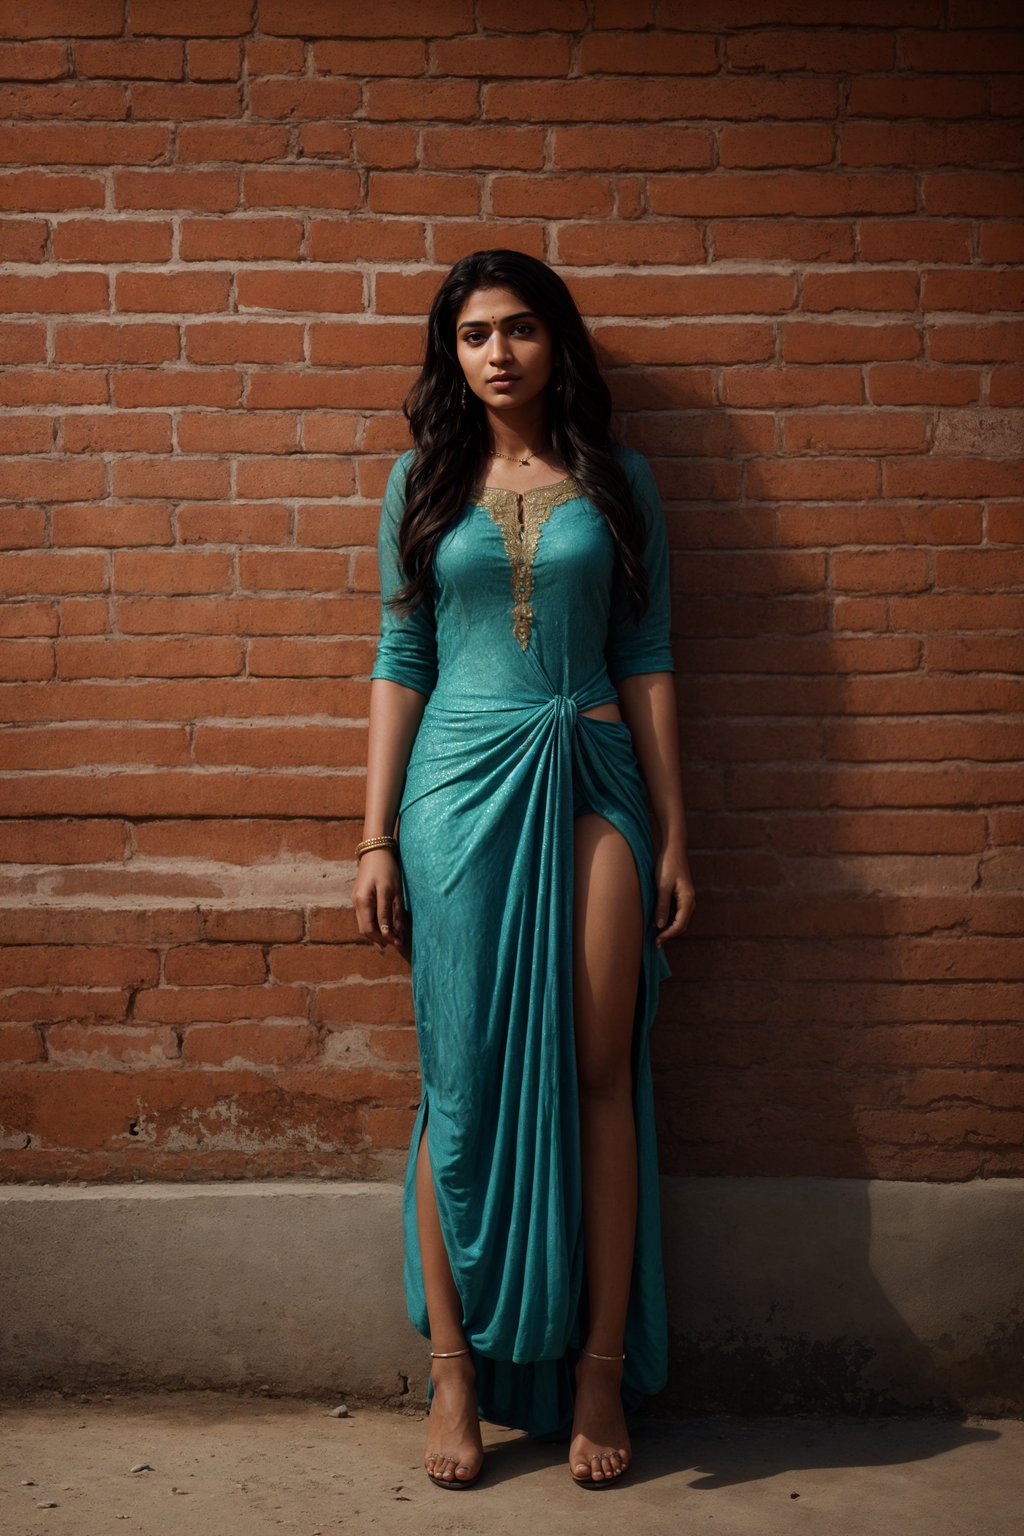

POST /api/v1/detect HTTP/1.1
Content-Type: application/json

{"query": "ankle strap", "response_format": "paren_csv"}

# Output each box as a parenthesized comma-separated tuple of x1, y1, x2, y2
(430, 1348, 470, 1357)
(582, 1348, 625, 1360)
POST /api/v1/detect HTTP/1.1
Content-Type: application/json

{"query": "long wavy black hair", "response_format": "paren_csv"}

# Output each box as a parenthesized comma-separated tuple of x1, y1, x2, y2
(387, 248, 651, 624)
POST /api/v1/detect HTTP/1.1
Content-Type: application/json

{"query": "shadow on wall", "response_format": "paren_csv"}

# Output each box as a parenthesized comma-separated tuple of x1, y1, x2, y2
(592, 343, 1021, 1414)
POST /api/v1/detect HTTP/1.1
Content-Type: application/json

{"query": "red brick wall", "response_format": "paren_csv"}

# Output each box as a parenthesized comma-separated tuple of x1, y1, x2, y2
(1, 2, 1022, 1183)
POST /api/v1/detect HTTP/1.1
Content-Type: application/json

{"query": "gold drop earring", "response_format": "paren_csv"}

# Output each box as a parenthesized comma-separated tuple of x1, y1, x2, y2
(461, 382, 467, 408)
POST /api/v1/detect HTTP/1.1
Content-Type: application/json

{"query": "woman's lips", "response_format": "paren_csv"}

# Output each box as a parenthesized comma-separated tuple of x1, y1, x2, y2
(489, 375, 519, 389)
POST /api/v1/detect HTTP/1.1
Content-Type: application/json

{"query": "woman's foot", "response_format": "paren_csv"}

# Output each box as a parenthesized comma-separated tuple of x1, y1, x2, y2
(568, 1351, 631, 1483)
(424, 1352, 485, 1486)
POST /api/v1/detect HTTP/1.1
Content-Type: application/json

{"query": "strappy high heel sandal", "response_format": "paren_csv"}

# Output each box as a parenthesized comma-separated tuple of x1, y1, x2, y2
(570, 1348, 631, 1489)
(424, 1348, 485, 1490)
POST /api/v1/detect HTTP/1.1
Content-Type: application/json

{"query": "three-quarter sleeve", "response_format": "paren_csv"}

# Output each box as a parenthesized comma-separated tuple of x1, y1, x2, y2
(368, 451, 439, 698)
(604, 450, 676, 684)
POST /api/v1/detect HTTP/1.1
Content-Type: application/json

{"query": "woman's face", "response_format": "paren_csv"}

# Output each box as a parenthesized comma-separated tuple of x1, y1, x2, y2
(454, 286, 555, 412)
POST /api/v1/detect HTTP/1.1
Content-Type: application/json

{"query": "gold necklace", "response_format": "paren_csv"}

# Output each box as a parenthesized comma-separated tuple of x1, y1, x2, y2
(492, 443, 550, 467)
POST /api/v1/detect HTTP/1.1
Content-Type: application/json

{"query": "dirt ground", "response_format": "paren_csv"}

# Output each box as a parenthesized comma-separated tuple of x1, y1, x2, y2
(1, 1389, 1021, 1536)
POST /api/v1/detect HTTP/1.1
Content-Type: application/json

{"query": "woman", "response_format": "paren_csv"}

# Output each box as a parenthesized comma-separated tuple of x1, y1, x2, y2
(354, 249, 694, 1490)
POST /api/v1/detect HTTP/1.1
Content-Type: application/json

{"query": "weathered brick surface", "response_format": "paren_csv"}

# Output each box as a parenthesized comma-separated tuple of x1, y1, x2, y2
(1, 3, 1021, 1182)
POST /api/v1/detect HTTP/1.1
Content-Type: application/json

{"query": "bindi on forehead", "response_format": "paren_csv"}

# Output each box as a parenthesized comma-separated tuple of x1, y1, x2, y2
(457, 308, 538, 333)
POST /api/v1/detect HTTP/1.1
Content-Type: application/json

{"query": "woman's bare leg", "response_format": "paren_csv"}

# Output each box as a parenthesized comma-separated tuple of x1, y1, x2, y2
(569, 810, 643, 1482)
(415, 1123, 484, 1483)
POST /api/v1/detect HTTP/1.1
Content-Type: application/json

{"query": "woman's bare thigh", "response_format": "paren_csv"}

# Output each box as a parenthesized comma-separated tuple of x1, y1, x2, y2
(571, 811, 642, 1092)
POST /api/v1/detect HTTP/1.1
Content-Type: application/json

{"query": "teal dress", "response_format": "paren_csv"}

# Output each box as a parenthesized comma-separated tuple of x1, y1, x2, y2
(369, 444, 675, 1440)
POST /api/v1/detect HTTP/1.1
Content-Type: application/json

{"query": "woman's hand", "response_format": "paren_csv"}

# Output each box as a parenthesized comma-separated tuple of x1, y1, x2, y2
(354, 848, 408, 955)
(652, 840, 695, 948)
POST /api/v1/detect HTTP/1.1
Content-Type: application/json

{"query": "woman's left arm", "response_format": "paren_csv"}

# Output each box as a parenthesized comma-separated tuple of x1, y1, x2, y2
(617, 671, 696, 947)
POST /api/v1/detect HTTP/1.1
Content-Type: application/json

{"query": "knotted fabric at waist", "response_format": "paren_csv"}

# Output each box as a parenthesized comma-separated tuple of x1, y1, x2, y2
(427, 664, 620, 723)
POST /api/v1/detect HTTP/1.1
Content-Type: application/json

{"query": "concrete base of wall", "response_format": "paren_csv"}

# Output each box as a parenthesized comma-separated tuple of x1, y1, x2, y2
(2, 1178, 1021, 1416)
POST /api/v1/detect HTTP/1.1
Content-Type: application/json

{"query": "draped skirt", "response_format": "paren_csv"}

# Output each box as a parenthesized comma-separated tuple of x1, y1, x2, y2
(395, 660, 671, 1439)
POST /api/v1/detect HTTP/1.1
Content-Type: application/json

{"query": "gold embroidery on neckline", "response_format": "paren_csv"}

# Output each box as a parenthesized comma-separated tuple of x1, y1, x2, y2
(472, 477, 581, 650)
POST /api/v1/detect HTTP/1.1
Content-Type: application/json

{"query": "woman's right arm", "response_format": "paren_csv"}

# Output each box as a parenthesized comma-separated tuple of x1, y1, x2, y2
(354, 453, 439, 954)
(354, 679, 426, 953)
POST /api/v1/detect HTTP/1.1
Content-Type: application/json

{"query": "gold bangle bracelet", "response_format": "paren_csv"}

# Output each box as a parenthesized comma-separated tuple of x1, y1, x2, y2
(356, 835, 398, 859)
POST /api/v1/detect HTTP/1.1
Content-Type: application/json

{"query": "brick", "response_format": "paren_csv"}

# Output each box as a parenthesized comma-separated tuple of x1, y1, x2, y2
(727, 28, 895, 73)
(980, 223, 1024, 264)
(182, 320, 305, 366)
(242, 168, 362, 211)
(73, 41, 184, 78)
(0, 272, 107, 313)
(247, 78, 360, 120)
(173, 499, 296, 543)
(313, 39, 425, 75)
(596, 322, 774, 365)
(176, 124, 291, 162)
(432, 221, 546, 264)
(490, 175, 614, 219)
(486, 76, 838, 124)
(923, 173, 1024, 217)
(182, 1021, 317, 1066)
(928, 323, 1024, 364)
(310, 218, 426, 262)
(782, 411, 927, 455)
(867, 365, 981, 406)
(902, 29, 1024, 72)
(991, 366, 1024, 404)
(557, 222, 704, 266)
(801, 271, 919, 312)
(923, 270, 1024, 313)
(58, 635, 244, 681)
(346, 125, 418, 170)
(52, 500, 173, 543)
(0, 220, 48, 260)
(884, 459, 1022, 499)
(130, 84, 242, 121)
(308, 321, 424, 366)
(236, 269, 363, 313)
(292, 123, 353, 161)
(842, 120, 1023, 170)
(720, 366, 862, 408)
(477, 0, 586, 26)
(421, 127, 545, 171)
(245, 39, 304, 75)
(0, 945, 159, 988)
(128, 1, 253, 35)
(0, 43, 69, 78)
(0, 1, 124, 38)
(858, 219, 970, 265)
(0, 172, 105, 211)
(45, 1024, 179, 1066)
(554, 125, 712, 172)
(259, 0, 474, 37)
(114, 271, 231, 313)
(53, 218, 173, 262)
(368, 171, 480, 216)
(719, 124, 835, 168)
(782, 321, 920, 363)
(166, 940, 267, 989)
(848, 77, 987, 118)
(0, 552, 105, 592)
(187, 40, 242, 81)
(364, 79, 479, 122)
(579, 32, 717, 74)
(650, 172, 915, 218)
(571, 273, 796, 316)
(430, 36, 572, 76)
(0, 1024, 45, 1062)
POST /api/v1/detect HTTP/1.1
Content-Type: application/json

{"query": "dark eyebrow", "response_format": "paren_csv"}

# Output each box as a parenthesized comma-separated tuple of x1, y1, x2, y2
(457, 311, 538, 332)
